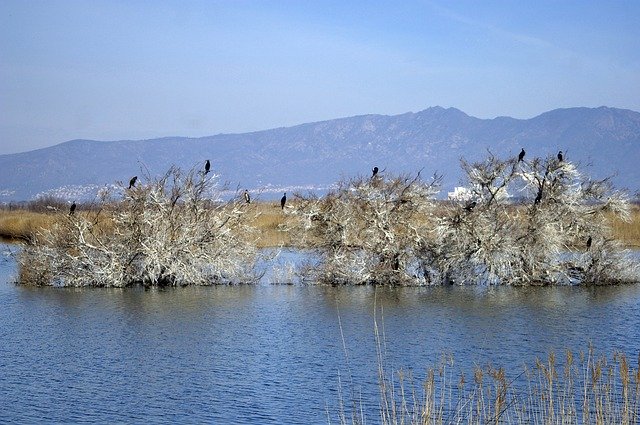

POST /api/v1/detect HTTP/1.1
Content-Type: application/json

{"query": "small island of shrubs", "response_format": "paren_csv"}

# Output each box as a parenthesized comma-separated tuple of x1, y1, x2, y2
(8, 152, 640, 287)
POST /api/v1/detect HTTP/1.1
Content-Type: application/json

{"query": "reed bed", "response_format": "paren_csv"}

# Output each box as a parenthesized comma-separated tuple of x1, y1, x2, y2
(246, 202, 293, 248)
(609, 205, 640, 248)
(352, 348, 640, 424)
(0, 210, 55, 242)
(2, 202, 640, 248)
(332, 310, 640, 424)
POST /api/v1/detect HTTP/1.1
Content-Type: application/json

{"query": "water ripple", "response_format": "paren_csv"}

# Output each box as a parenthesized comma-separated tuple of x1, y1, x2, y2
(2, 251, 640, 422)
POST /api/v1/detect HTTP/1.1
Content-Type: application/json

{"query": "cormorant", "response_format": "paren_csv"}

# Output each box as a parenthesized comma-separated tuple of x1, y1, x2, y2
(586, 235, 592, 251)
(534, 188, 543, 205)
(392, 253, 400, 271)
(518, 148, 525, 162)
(128, 176, 138, 189)
(280, 193, 287, 210)
(557, 151, 563, 162)
(372, 166, 379, 178)
(244, 189, 251, 204)
(464, 200, 476, 212)
(205, 159, 211, 174)
(69, 202, 76, 216)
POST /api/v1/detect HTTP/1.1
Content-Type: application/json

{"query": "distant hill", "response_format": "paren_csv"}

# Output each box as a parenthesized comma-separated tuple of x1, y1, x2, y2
(1, 106, 639, 202)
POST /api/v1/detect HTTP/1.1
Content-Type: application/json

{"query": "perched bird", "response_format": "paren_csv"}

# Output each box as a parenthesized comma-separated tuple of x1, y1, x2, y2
(557, 151, 564, 162)
(205, 159, 211, 174)
(244, 189, 251, 204)
(69, 202, 76, 216)
(280, 192, 287, 210)
(518, 148, 525, 162)
(392, 254, 400, 271)
(372, 166, 379, 178)
(128, 176, 138, 189)
(463, 200, 476, 212)
(534, 188, 543, 205)
(586, 235, 592, 251)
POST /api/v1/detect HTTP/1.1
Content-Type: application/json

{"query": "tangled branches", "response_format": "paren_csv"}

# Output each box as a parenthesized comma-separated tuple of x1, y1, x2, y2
(433, 153, 636, 285)
(292, 154, 637, 286)
(18, 166, 258, 287)
(291, 172, 441, 285)
(16, 152, 638, 287)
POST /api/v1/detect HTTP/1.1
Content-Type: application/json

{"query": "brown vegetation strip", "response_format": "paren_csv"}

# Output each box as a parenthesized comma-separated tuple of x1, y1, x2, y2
(609, 205, 640, 247)
(2, 203, 640, 248)
(0, 211, 55, 242)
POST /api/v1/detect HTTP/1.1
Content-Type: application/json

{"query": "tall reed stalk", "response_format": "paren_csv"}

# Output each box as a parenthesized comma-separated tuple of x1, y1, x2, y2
(333, 314, 639, 424)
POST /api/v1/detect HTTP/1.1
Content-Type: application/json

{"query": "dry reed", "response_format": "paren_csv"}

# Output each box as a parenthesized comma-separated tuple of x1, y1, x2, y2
(0, 211, 56, 242)
(3, 202, 640, 249)
(335, 342, 640, 424)
(608, 205, 640, 248)
(246, 202, 293, 248)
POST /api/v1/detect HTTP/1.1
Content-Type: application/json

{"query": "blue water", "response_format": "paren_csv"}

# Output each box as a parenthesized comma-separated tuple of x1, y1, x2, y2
(1, 245, 640, 423)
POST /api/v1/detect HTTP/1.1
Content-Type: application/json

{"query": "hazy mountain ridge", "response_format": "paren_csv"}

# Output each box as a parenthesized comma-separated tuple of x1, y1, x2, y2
(1, 106, 639, 201)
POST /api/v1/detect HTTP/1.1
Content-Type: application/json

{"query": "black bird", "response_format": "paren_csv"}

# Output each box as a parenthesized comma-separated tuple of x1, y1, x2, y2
(586, 235, 592, 251)
(128, 176, 138, 189)
(69, 202, 76, 216)
(392, 254, 400, 271)
(534, 188, 543, 205)
(244, 189, 251, 204)
(463, 200, 476, 212)
(557, 151, 564, 162)
(205, 159, 211, 174)
(280, 192, 287, 210)
(372, 166, 379, 178)
(518, 148, 525, 162)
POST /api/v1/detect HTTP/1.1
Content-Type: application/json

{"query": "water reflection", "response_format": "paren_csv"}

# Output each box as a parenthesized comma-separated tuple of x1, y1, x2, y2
(1, 247, 640, 423)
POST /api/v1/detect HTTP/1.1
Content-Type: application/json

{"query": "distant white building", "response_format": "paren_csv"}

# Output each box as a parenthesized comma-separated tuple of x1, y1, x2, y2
(447, 187, 473, 202)
(447, 185, 513, 202)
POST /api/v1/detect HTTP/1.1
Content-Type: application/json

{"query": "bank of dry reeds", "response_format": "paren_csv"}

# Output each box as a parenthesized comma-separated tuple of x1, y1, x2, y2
(609, 205, 640, 247)
(246, 202, 294, 248)
(333, 312, 640, 424)
(352, 348, 640, 424)
(2, 202, 640, 248)
(0, 211, 56, 242)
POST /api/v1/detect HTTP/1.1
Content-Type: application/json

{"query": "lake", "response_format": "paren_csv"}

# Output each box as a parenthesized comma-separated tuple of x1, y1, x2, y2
(1, 244, 640, 423)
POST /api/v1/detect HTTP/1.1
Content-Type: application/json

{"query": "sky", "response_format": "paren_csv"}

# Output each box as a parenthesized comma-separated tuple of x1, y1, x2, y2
(1, 0, 639, 155)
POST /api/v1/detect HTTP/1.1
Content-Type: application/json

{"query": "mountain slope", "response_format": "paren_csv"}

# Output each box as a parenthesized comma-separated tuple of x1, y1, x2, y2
(1, 106, 639, 201)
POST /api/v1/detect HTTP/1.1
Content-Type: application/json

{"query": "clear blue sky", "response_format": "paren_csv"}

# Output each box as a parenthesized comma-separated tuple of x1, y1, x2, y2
(1, 0, 639, 154)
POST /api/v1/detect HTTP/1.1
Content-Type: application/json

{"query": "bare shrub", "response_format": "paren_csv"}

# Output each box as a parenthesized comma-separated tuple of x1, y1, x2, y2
(291, 172, 441, 285)
(292, 153, 636, 286)
(27, 195, 71, 213)
(17, 153, 637, 287)
(431, 153, 637, 285)
(18, 166, 258, 287)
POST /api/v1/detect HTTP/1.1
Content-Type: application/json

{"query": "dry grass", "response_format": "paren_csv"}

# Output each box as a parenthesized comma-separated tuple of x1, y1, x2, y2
(0, 210, 56, 242)
(333, 308, 640, 424)
(0, 202, 298, 248)
(246, 202, 292, 248)
(253, 202, 640, 248)
(334, 347, 640, 424)
(0, 209, 116, 243)
(608, 205, 640, 248)
(3, 202, 640, 248)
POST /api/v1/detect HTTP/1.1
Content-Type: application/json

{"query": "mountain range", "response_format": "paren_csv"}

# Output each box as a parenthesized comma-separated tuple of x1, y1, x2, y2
(1, 106, 639, 202)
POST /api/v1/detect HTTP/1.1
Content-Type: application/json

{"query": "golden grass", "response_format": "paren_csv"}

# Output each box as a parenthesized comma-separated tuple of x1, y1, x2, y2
(246, 201, 295, 248)
(0, 211, 56, 242)
(3, 202, 640, 248)
(608, 205, 640, 248)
